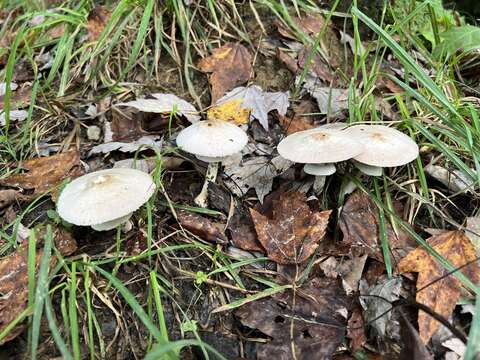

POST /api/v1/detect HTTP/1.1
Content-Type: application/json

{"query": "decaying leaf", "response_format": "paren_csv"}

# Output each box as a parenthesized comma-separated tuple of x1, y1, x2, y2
(0, 228, 77, 345)
(224, 155, 293, 203)
(0, 84, 32, 110)
(117, 93, 200, 123)
(0, 189, 20, 209)
(0, 150, 82, 195)
(399, 311, 433, 359)
(347, 307, 367, 352)
(198, 43, 252, 104)
(250, 191, 331, 264)
(227, 205, 264, 252)
(0, 109, 28, 126)
(87, 5, 111, 41)
(207, 99, 250, 125)
(88, 136, 162, 156)
(0, 82, 17, 96)
(278, 100, 316, 135)
(236, 277, 349, 360)
(339, 190, 415, 261)
(398, 231, 480, 344)
(302, 75, 349, 115)
(215, 86, 289, 130)
(359, 276, 402, 338)
(425, 164, 476, 193)
(177, 210, 227, 244)
(466, 216, 480, 256)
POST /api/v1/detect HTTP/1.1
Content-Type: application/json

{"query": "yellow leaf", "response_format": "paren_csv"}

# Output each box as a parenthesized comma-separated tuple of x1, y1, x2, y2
(207, 99, 250, 125)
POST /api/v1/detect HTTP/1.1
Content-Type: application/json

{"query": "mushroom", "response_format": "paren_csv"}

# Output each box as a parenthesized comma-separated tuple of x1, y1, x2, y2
(57, 168, 156, 231)
(277, 126, 364, 192)
(344, 125, 419, 174)
(176, 119, 248, 207)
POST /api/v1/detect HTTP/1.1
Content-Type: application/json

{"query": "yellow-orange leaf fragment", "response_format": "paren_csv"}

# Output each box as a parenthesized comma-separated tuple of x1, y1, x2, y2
(207, 99, 250, 125)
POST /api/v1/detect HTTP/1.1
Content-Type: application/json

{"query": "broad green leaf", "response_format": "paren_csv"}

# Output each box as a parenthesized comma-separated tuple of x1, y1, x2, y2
(435, 25, 480, 57)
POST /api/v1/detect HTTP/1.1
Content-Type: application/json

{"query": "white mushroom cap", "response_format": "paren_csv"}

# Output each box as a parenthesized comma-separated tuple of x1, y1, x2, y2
(353, 160, 383, 176)
(303, 163, 336, 176)
(57, 168, 155, 226)
(195, 155, 228, 163)
(277, 128, 363, 164)
(176, 119, 248, 158)
(345, 125, 419, 167)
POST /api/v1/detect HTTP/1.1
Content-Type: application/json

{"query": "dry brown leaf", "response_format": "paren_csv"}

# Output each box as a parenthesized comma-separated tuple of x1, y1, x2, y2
(177, 210, 227, 244)
(278, 99, 316, 135)
(0, 85, 32, 110)
(339, 191, 415, 261)
(207, 99, 250, 125)
(250, 191, 331, 264)
(0, 228, 77, 345)
(236, 277, 349, 359)
(198, 43, 252, 104)
(398, 231, 480, 344)
(0, 189, 19, 209)
(0, 150, 83, 196)
(87, 5, 111, 41)
(228, 205, 264, 252)
(347, 307, 367, 352)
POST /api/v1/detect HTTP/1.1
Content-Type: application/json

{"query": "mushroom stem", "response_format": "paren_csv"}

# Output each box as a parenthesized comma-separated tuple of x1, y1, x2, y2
(313, 175, 326, 194)
(194, 162, 219, 208)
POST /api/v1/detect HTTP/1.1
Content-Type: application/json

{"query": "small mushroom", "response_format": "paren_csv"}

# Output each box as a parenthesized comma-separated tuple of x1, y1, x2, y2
(277, 126, 363, 192)
(344, 125, 419, 174)
(176, 119, 248, 207)
(57, 168, 155, 231)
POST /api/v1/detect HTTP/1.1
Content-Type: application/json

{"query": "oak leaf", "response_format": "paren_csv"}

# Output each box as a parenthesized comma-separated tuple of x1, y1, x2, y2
(198, 43, 252, 104)
(398, 231, 480, 343)
(250, 191, 331, 264)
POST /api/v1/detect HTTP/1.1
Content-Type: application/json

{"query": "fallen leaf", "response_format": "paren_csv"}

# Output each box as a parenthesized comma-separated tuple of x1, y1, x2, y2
(227, 205, 264, 252)
(0, 189, 19, 209)
(207, 99, 250, 125)
(87, 5, 111, 41)
(399, 311, 433, 360)
(442, 338, 466, 359)
(302, 75, 349, 115)
(0, 150, 82, 196)
(177, 210, 227, 244)
(236, 277, 349, 360)
(466, 216, 480, 256)
(347, 307, 367, 352)
(0, 109, 28, 126)
(425, 164, 476, 193)
(117, 93, 200, 123)
(224, 155, 293, 203)
(249, 191, 331, 264)
(0, 227, 76, 345)
(339, 190, 415, 262)
(359, 276, 402, 338)
(213, 86, 289, 130)
(198, 43, 252, 104)
(88, 136, 162, 156)
(398, 231, 480, 343)
(0, 82, 17, 96)
(0, 84, 32, 110)
(278, 100, 316, 135)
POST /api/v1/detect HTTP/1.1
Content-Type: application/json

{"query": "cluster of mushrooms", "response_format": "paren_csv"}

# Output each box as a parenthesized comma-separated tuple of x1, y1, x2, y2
(57, 119, 418, 231)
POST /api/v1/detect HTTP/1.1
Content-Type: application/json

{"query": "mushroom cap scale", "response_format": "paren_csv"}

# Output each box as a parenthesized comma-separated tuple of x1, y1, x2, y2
(277, 128, 363, 164)
(176, 119, 248, 158)
(345, 125, 419, 167)
(57, 168, 155, 226)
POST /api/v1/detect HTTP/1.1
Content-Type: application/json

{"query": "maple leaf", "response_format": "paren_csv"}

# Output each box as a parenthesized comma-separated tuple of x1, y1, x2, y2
(250, 191, 331, 264)
(0, 150, 83, 196)
(398, 231, 480, 344)
(197, 43, 252, 104)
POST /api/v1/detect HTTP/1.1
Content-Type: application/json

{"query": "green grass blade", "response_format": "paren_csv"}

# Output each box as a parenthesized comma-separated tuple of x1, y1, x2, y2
(69, 262, 80, 359)
(465, 289, 480, 360)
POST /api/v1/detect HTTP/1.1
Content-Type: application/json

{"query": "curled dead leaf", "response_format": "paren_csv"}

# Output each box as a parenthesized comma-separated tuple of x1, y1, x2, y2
(177, 210, 227, 244)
